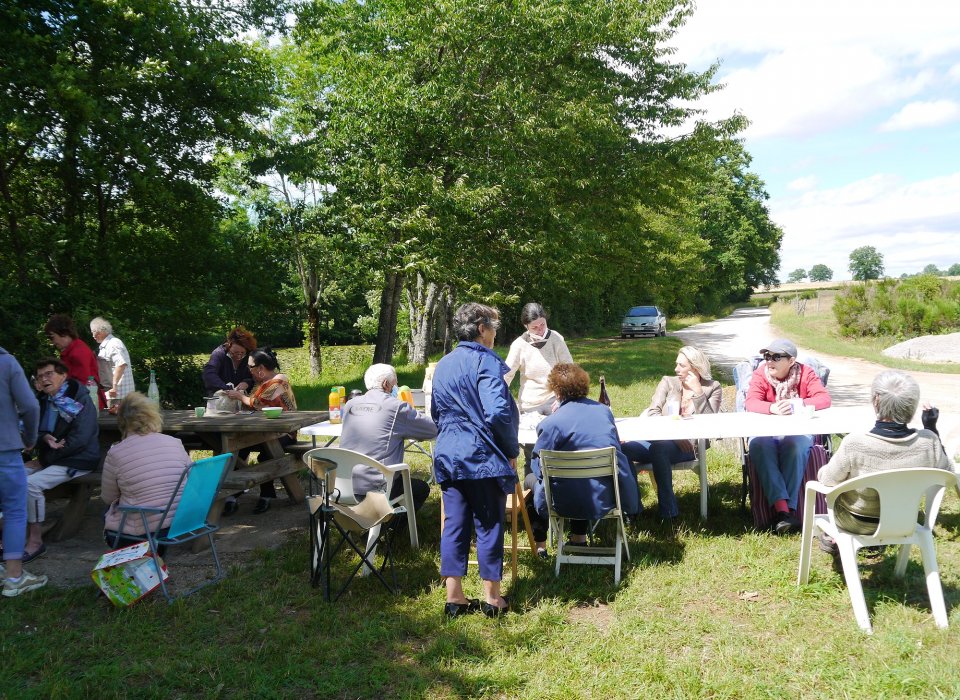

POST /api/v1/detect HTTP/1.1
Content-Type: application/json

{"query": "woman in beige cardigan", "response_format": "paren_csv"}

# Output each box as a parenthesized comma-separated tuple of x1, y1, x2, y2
(621, 346, 721, 519)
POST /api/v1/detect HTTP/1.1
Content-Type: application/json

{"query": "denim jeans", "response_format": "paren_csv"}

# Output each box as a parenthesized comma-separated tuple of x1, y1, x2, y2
(748, 434, 813, 510)
(621, 440, 694, 518)
(0, 449, 28, 561)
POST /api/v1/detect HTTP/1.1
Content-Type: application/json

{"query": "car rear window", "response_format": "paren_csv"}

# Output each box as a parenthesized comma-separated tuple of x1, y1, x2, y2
(627, 306, 658, 316)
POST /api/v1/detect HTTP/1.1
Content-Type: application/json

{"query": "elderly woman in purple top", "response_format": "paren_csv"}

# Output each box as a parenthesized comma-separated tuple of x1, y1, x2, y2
(432, 302, 519, 618)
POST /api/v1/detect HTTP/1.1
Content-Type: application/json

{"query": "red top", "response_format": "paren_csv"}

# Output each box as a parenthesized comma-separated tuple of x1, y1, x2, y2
(744, 363, 831, 414)
(61, 338, 105, 408)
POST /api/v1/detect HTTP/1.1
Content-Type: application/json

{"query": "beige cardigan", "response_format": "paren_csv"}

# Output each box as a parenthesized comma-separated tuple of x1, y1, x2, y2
(645, 376, 722, 452)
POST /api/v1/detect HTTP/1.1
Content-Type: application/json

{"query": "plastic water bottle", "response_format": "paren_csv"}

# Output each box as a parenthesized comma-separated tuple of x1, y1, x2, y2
(147, 370, 160, 406)
(86, 376, 99, 407)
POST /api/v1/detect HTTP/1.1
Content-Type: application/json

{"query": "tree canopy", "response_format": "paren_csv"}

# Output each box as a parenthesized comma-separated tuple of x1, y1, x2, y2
(849, 246, 884, 281)
(787, 268, 807, 283)
(808, 264, 833, 282)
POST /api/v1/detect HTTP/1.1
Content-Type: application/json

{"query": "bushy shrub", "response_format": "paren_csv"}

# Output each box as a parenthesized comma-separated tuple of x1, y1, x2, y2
(135, 355, 206, 409)
(834, 276, 960, 338)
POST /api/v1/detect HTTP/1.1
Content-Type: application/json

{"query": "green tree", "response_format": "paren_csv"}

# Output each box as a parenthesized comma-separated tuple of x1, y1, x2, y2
(809, 264, 833, 282)
(849, 246, 885, 281)
(0, 0, 282, 360)
(787, 268, 807, 283)
(949, 263, 960, 276)
(922, 263, 941, 276)
(292, 0, 742, 363)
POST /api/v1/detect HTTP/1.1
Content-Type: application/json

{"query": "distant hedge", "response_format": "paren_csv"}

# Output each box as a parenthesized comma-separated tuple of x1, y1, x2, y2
(833, 275, 960, 338)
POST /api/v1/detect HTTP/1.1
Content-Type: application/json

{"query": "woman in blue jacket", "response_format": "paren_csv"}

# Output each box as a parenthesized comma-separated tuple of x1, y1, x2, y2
(432, 302, 519, 618)
(529, 363, 640, 550)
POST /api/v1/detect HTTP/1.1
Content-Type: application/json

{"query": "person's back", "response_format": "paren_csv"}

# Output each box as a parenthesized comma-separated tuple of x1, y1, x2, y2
(102, 432, 192, 535)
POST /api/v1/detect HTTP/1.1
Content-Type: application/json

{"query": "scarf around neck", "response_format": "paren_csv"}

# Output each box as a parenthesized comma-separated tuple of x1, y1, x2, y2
(870, 420, 915, 439)
(765, 362, 801, 401)
(50, 380, 84, 422)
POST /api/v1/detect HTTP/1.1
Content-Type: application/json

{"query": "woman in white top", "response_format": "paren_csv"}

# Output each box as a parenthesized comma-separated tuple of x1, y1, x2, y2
(504, 303, 573, 415)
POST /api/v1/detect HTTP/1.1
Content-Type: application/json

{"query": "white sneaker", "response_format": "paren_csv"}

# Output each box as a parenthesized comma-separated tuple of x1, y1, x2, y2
(3, 570, 48, 597)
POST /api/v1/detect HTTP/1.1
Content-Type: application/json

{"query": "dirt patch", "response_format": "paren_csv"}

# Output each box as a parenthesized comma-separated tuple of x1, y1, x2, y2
(26, 485, 307, 596)
(567, 601, 615, 631)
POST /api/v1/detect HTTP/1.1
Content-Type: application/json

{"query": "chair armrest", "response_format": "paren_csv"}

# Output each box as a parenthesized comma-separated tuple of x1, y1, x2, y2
(384, 463, 411, 473)
(804, 480, 833, 496)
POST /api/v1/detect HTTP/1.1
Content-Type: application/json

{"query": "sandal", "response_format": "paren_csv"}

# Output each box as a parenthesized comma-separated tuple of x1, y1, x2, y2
(444, 598, 481, 618)
(481, 596, 510, 618)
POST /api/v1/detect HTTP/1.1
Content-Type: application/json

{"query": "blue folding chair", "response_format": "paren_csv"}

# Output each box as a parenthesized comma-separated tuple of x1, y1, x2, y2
(107, 452, 234, 603)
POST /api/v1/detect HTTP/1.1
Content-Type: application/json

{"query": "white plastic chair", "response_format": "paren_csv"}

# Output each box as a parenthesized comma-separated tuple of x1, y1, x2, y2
(303, 447, 419, 571)
(797, 467, 959, 634)
(540, 446, 631, 585)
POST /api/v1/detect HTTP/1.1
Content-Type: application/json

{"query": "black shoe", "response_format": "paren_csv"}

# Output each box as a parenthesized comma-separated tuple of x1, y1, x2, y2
(818, 534, 838, 555)
(774, 511, 800, 535)
(253, 497, 271, 514)
(444, 598, 481, 618)
(481, 596, 510, 618)
(536, 547, 549, 560)
(221, 499, 239, 517)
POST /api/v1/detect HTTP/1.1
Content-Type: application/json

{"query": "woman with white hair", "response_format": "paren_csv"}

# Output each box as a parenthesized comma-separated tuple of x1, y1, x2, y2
(817, 370, 951, 541)
(89, 316, 135, 401)
(339, 363, 435, 511)
(621, 345, 722, 520)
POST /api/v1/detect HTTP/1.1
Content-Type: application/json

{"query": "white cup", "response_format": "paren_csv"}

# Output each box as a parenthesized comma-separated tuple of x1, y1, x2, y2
(790, 398, 805, 416)
(666, 399, 680, 417)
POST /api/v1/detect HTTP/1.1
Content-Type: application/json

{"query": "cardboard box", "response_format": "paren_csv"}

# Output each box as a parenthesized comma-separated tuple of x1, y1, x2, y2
(91, 542, 169, 606)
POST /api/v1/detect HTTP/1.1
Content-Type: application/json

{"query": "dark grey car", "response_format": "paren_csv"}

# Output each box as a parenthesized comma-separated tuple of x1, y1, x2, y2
(620, 305, 666, 338)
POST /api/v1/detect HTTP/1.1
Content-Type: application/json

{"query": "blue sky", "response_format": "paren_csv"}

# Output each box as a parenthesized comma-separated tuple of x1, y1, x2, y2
(669, 1, 960, 280)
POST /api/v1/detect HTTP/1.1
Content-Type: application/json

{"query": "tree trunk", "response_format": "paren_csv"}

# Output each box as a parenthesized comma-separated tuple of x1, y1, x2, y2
(405, 272, 441, 365)
(373, 270, 404, 363)
(441, 285, 455, 354)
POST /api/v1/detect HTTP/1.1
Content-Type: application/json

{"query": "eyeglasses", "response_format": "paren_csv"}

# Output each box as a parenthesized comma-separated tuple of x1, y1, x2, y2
(36, 370, 58, 379)
(763, 353, 790, 362)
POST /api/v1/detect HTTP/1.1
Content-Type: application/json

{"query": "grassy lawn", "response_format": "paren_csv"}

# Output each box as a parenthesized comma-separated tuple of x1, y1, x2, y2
(6, 336, 960, 698)
(769, 291, 960, 374)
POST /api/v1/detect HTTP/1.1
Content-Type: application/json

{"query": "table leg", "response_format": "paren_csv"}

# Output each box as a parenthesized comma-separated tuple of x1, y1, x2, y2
(698, 438, 708, 520)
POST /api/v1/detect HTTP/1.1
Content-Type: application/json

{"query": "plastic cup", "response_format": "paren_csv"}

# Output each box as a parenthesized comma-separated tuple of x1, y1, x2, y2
(666, 399, 680, 417)
(195, 406, 206, 418)
(790, 398, 805, 416)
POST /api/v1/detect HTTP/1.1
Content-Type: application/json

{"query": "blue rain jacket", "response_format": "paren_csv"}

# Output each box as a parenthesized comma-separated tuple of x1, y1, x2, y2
(431, 341, 519, 492)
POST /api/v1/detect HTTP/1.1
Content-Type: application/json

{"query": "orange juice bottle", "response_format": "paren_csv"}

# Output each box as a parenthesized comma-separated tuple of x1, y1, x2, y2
(329, 387, 342, 424)
(398, 385, 414, 408)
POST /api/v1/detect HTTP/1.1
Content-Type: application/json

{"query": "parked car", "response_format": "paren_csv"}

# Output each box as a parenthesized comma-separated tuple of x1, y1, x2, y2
(620, 305, 666, 338)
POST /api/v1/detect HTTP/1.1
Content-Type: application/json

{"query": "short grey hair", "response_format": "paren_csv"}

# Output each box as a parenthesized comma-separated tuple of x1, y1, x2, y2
(364, 363, 397, 391)
(453, 302, 500, 342)
(678, 345, 712, 382)
(871, 370, 920, 424)
(90, 316, 113, 335)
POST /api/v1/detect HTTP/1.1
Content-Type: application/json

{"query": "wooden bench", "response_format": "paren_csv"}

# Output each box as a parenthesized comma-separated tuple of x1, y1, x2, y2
(43, 471, 102, 542)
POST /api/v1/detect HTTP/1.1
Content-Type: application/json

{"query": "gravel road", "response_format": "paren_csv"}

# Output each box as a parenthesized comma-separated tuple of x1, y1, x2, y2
(673, 307, 960, 461)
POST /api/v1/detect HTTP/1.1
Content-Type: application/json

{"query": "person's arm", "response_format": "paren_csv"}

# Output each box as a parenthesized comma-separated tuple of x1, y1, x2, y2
(744, 370, 774, 414)
(555, 334, 574, 365)
(691, 381, 722, 415)
(100, 446, 120, 505)
(53, 391, 99, 460)
(478, 355, 520, 459)
(202, 346, 228, 392)
(12, 364, 40, 449)
(395, 402, 438, 440)
(816, 437, 852, 486)
(645, 377, 671, 416)
(502, 338, 522, 387)
(800, 366, 832, 410)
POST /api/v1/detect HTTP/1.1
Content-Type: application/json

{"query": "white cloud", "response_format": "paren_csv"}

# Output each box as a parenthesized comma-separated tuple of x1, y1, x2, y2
(669, 1, 960, 140)
(949, 64, 960, 82)
(786, 175, 818, 192)
(879, 99, 960, 131)
(772, 173, 960, 278)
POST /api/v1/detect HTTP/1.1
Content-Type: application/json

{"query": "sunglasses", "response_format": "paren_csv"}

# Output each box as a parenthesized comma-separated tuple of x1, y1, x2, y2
(763, 353, 790, 362)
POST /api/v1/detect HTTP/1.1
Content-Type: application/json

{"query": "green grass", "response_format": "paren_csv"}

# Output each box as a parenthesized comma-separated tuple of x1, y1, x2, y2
(769, 292, 960, 374)
(8, 337, 960, 698)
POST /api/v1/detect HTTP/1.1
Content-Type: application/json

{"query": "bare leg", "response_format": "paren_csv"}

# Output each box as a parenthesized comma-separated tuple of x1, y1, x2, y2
(445, 576, 469, 604)
(25, 523, 43, 552)
(482, 579, 507, 608)
(5, 559, 22, 579)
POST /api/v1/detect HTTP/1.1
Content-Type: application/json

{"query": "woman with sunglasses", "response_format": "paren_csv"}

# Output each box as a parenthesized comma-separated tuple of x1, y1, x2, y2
(745, 338, 831, 534)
